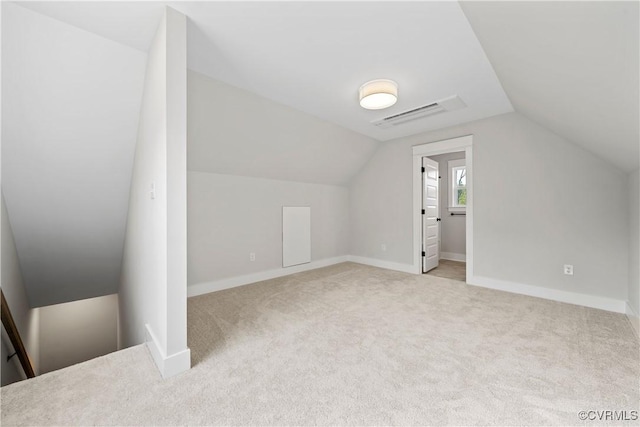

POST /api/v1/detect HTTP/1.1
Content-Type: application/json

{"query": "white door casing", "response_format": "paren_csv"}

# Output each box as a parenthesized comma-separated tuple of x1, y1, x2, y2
(422, 157, 439, 273)
(412, 135, 472, 280)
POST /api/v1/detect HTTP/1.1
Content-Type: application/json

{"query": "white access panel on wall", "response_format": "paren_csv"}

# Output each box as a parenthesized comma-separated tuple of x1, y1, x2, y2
(283, 206, 311, 268)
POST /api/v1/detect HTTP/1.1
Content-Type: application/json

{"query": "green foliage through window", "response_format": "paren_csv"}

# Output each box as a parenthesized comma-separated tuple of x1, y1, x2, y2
(452, 165, 466, 207)
(457, 188, 467, 205)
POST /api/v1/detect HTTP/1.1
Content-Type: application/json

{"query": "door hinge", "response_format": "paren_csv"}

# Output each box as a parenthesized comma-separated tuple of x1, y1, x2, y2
(422, 251, 426, 257)
(421, 167, 425, 173)
(421, 209, 425, 214)
(436, 218, 442, 222)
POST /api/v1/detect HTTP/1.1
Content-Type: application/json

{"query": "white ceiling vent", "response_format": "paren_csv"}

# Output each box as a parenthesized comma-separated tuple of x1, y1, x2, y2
(371, 95, 466, 128)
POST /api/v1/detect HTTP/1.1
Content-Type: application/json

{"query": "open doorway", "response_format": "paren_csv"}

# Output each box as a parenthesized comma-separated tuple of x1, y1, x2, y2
(411, 135, 473, 283)
(423, 152, 467, 281)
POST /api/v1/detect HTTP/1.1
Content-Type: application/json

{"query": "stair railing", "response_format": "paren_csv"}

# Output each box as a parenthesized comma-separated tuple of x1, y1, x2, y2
(1, 289, 35, 378)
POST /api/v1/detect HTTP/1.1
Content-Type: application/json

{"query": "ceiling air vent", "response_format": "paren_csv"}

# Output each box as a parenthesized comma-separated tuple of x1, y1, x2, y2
(371, 95, 466, 129)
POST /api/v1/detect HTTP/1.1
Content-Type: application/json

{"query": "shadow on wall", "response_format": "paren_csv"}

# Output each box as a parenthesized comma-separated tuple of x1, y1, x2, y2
(37, 294, 119, 374)
(1, 293, 119, 385)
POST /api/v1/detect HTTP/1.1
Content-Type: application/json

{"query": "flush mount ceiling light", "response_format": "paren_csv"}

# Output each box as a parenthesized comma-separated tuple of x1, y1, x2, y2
(359, 79, 398, 110)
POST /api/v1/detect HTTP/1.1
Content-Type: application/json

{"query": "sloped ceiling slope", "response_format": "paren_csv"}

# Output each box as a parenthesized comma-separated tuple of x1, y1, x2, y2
(12, 1, 164, 52)
(188, 70, 380, 186)
(2, 3, 147, 307)
(461, 1, 639, 172)
(19, 1, 514, 146)
(183, 1, 513, 143)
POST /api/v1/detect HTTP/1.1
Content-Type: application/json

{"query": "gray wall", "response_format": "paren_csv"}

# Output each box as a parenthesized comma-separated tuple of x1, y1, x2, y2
(118, 7, 169, 350)
(350, 112, 629, 300)
(2, 2, 146, 307)
(118, 8, 189, 374)
(186, 66, 377, 288)
(628, 169, 639, 318)
(187, 70, 379, 186)
(1, 193, 39, 375)
(428, 152, 466, 258)
(38, 294, 118, 374)
(188, 172, 349, 285)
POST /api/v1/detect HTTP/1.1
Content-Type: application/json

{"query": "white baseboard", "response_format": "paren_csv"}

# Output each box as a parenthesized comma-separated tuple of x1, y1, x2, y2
(469, 275, 626, 314)
(187, 256, 349, 298)
(145, 324, 191, 379)
(187, 255, 629, 318)
(440, 252, 466, 262)
(347, 255, 417, 274)
(626, 303, 640, 338)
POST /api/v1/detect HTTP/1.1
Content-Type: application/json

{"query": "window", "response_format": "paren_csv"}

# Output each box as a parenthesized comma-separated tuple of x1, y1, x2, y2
(448, 159, 466, 212)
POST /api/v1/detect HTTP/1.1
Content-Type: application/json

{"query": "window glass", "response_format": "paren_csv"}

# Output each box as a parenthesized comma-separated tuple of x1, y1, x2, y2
(457, 188, 467, 205)
(455, 168, 466, 186)
(448, 161, 466, 211)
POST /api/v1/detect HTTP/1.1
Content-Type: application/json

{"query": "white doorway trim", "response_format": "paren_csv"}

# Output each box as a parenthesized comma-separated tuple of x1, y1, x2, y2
(412, 135, 473, 281)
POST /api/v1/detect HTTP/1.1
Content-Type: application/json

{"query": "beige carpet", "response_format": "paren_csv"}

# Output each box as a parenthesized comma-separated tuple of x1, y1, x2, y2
(426, 259, 466, 282)
(2, 262, 639, 426)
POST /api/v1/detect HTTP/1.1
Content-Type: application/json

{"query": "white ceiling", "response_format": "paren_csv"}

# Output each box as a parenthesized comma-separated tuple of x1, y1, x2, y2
(14, 1, 165, 52)
(18, 1, 514, 143)
(182, 1, 513, 141)
(19, 1, 638, 172)
(461, 1, 639, 172)
(2, 3, 147, 307)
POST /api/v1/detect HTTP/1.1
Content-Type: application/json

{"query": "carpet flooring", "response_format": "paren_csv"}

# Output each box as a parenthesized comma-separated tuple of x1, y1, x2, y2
(426, 259, 466, 282)
(1, 262, 638, 426)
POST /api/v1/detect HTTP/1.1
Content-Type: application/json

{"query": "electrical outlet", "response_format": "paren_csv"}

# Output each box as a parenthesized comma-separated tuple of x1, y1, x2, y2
(381, 244, 387, 252)
(563, 264, 573, 275)
(249, 252, 256, 262)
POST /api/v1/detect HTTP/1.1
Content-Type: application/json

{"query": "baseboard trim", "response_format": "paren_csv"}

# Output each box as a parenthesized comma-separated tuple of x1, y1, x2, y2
(347, 255, 416, 274)
(440, 252, 466, 262)
(469, 275, 626, 314)
(187, 256, 628, 317)
(625, 303, 640, 338)
(187, 256, 350, 298)
(145, 324, 191, 379)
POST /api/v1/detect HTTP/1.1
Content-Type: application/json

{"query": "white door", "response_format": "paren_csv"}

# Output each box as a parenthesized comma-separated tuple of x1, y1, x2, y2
(282, 206, 311, 268)
(422, 157, 440, 273)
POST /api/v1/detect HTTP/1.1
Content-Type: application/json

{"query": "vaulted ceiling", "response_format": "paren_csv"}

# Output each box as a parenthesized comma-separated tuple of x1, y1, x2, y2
(461, 1, 639, 172)
(2, 3, 147, 306)
(17, 1, 514, 143)
(2, 1, 638, 306)
(17, 1, 638, 172)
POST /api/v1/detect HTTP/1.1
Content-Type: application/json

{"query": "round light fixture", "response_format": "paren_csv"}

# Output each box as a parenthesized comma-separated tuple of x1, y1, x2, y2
(359, 79, 398, 110)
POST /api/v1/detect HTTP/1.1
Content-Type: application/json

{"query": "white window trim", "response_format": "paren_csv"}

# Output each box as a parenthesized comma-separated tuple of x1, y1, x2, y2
(448, 159, 466, 213)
